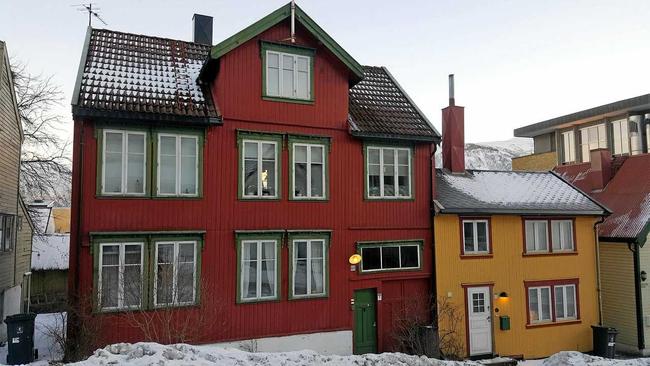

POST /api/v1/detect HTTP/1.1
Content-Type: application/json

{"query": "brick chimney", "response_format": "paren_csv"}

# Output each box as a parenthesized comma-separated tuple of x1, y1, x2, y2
(589, 149, 612, 190)
(442, 74, 465, 173)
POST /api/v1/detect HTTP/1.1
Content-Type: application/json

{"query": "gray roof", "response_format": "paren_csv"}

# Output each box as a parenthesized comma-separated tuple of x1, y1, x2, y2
(514, 93, 650, 137)
(348, 66, 440, 142)
(435, 169, 608, 215)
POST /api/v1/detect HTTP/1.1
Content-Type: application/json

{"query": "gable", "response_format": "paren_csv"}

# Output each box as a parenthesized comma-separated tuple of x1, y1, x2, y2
(0, 41, 23, 139)
(201, 3, 363, 84)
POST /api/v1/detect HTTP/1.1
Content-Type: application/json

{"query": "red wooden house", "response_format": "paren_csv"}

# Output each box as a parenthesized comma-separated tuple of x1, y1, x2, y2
(69, 3, 439, 354)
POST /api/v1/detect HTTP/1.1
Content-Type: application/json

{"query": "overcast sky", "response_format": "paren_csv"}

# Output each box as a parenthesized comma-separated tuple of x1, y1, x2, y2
(2, 0, 650, 143)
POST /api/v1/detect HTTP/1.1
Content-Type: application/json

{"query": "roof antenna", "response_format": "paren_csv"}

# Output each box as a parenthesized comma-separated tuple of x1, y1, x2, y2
(448, 74, 455, 106)
(72, 3, 108, 27)
(290, 0, 296, 43)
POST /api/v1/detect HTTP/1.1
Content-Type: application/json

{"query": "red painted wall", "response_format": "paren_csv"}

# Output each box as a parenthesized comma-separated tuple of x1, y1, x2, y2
(70, 19, 434, 352)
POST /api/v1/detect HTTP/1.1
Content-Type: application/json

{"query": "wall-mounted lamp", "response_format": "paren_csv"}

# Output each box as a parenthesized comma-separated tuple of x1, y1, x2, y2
(641, 271, 647, 282)
(349, 254, 362, 265)
(498, 291, 509, 299)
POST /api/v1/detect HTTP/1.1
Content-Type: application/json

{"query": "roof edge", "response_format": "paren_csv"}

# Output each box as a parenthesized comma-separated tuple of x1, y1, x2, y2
(71, 26, 92, 107)
(437, 208, 608, 216)
(350, 130, 439, 143)
(72, 106, 223, 125)
(549, 170, 611, 215)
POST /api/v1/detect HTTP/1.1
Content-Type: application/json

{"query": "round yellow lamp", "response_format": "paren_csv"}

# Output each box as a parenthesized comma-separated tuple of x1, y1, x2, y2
(349, 254, 362, 265)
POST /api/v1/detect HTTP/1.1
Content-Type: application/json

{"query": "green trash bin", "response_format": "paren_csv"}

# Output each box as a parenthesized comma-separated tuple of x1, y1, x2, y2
(4, 312, 37, 365)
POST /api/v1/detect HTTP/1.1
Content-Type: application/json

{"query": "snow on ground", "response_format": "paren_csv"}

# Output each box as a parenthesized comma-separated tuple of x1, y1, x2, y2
(0, 312, 66, 365)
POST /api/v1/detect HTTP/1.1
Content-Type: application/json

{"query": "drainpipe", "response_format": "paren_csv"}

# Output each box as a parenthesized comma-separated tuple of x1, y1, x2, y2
(628, 242, 645, 351)
(430, 143, 438, 321)
(594, 217, 605, 325)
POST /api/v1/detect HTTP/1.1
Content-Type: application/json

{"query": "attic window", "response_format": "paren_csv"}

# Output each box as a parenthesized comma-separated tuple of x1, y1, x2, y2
(262, 42, 314, 103)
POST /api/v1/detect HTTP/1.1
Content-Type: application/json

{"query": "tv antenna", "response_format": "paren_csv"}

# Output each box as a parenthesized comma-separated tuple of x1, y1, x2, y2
(72, 3, 107, 27)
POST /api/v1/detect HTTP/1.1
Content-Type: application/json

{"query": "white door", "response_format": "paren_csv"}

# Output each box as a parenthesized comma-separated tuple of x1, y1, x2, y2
(467, 286, 493, 356)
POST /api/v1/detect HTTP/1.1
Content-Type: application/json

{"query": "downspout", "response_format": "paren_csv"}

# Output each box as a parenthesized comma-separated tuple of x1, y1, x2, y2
(629, 242, 645, 351)
(594, 216, 605, 325)
(430, 143, 438, 319)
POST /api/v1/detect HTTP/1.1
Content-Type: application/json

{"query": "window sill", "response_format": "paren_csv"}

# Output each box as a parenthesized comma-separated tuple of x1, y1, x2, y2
(239, 197, 281, 201)
(262, 96, 314, 105)
(290, 197, 328, 202)
(289, 294, 329, 301)
(237, 297, 281, 305)
(526, 319, 581, 329)
(522, 251, 578, 257)
(460, 254, 493, 259)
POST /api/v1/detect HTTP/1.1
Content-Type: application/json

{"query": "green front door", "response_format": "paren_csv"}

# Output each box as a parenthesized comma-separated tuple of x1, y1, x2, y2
(354, 288, 377, 354)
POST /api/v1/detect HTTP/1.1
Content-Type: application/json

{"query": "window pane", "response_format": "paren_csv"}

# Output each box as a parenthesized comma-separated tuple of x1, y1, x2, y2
(295, 162, 307, 197)
(525, 222, 535, 252)
(295, 145, 307, 162)
(126, 134, 145, 194)
(476, 222, 488, 252)
(529, 288, 539, 322)
(382, 246, 400, 269)
(464, 222, 475, 252)
(562, 222, 574, 250)
(311, 146, 323, 163)
(244, 141, 258, 159)
(294, 257, 307, 295)
(101, 265, 119, 308)
(567, 286, 576, 317)
(311, 163, 323, 197)
(261, 259, 275, 297)
(262, 241, 276, 260)
(541, 288, 551, 320)
(311, 258, 324, 294)
(244, 142, 258, 197)
(400, 246, 418, 268)
(124, 245, 141, 265)
(243, 260, 257, 299)
(361, 247, 380, 271)
(179, 243, 195, 263)
(104, 132, 123, 193)
(177, 262, 194, 303)
(536, 222, 548, 251)
(262, 160, 275, 196)
(383, 149, 395, 196)
(243, 242, 257, 261)
(123, 265, 142, 307)
(296, 69, 309, 99)
(180, 137, 197, 195)
(555, 286, 565, 319)
(102, 245, 119, 266)
(267, 53, 280, 96)
(311, 241, 323, 258)
(159, 136, 177, 194)
(282, 55, 294, 97)
(156, 244, 174, 305)
(398, 165, 409, 197)
(368, 148, 380, 164)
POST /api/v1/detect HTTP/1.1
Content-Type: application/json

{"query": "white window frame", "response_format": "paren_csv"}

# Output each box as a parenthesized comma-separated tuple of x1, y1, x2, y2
(579, 124, 607, 162)
(240, 239, 279, 302)
(366, 146, 412, 199)
(611, 119, 630, 155)
(561, 130, 576, 163)
(156, 134, 199, 197)
(98, 242, 144, 311)
(291, 143, 326, 200)
(153, 240, 198, 307)
(525, 220, 549, 253)
(265, 50, 311, 100)
(241, 139, 279, 199)
(359, 243, 421, 273)
(551, 220, 575, 252)
(291, 239, 327, 298)
(554, 284, 577, 321)
(101, 130, 147, 196)
(528, 286, 553, 324)
(462, 220, 490, 254)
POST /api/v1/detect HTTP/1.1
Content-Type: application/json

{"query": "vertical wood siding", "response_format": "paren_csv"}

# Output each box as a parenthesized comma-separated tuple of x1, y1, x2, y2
(70, 20, 434, 351)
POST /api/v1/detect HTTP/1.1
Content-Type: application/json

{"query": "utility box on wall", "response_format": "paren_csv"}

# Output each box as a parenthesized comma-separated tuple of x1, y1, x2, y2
(499, 315, 510, 330)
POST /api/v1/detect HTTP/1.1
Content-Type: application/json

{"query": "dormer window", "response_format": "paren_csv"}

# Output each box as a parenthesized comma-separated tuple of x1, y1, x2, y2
(262, 42, 314, 103)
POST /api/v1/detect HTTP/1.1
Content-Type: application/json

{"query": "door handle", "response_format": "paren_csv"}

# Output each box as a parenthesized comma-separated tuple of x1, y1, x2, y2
(373, 321, 376, 327)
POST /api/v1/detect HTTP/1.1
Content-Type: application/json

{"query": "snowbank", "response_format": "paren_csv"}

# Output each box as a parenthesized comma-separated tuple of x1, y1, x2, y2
(539, 351, 650, 366)
(31, 234, 70, 270)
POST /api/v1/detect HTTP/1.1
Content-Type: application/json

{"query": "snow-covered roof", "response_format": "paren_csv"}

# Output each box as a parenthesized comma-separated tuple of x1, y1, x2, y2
(31, 234, 69, 270)
(28, 202, 54, 235)
(435, 169, 608, 215)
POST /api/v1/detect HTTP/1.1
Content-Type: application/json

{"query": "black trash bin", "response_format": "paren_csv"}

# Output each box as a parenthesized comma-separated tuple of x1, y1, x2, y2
(4, 312, 37, 365)
(592, 325, 617, 358)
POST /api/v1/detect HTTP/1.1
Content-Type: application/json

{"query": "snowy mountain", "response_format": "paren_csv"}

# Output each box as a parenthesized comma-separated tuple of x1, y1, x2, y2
(435, 137, 533, 171)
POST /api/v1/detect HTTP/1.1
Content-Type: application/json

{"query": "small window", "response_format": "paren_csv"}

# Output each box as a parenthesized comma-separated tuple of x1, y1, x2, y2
(561, 131, 576, 163)
(0, 215, 15, 252)
(359, 242, 421, 272)
(579, 124, 607, 162)
(551, 220, 574, 251)
(292, 143, 326, 199)
(157, 134, 199, 196)
(291, 238, 328, 298)
(265, 49, 311, 101)
(239, 239, 279, 302)
(241, 139, 279, 199)
(525, 220, 548, 252)
(102, 130, 147, 195)
(527, 280, 579, 325)
(366, 146, 411, 199)
(611, 119, 630, 155)
(462, 219, 489, 255)
(98, 242, 143, 310)
(154, 241, 197, 306)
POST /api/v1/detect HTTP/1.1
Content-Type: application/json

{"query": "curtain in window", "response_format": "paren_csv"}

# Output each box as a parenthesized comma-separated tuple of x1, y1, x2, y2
(260, 241, 275, 297)
(180, 137, 197, 195)
(368, 148, 380, 196)
(100, 245, 120, 308)
(126, 134, 145, 193)
(310, 241, 324, 294)
(244, 142, 259, 196)
(159, 136, 177, 194)
(123, 244, 142, 307)
(294, 146, 308, 197)
(242, 242, 257, 299)
(261, 143, 276, 196)
(382, 149, 395, 196)
(104, 132, 123, 193)
(294, 241, 308, 295)
(177, 243, 195, 303)
(156, 243, 174, 305)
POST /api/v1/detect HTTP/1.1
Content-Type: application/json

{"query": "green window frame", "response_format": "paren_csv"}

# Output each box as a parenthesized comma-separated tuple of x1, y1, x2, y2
(96, 240, 146, 311)
(153, 239, 199, 307)
(364, 144, 414, 200)
(235, 231, 283, 303)
(96, 126, 204, 198)
(288, 232, 330, 300)
(237, 131, 283, 200)
(288, 135, 330, 200)
(92, 232, 203, 312)
(356, 240, 423, 273)
(261, 41, 315, 104)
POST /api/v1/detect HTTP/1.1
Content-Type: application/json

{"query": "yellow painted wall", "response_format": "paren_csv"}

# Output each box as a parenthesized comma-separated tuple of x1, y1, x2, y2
(434, 214, 599, 359)
(512, 152, 558, 172)
(51, 207, 70, 234)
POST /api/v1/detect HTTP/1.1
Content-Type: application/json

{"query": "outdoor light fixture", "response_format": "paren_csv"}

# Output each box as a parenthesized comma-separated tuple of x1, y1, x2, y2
(349, 254, 362, 265)
(499, 291, 509, 299)
(641, 271, 647, 282)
